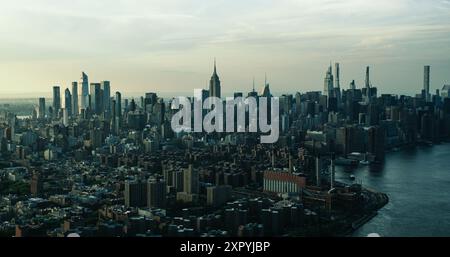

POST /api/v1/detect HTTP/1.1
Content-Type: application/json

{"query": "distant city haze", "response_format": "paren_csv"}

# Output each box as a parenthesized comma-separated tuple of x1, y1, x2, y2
(1, 0, 450, 97)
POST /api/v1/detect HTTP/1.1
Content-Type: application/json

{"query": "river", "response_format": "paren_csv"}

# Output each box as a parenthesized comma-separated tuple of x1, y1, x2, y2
(334, 143, 450, 237)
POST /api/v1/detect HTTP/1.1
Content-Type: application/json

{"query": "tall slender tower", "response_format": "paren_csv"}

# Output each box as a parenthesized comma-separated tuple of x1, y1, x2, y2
(101, 81, 111, 114)
(323, 64, 334, 96)
(335, 63, 340, 89)
(80, 72, 89, 110)
(115, 91, 122, 133)
(38, 98, 46, 119)
(209, 59, 221, 98)
(365, 66, 370, 89)
(52, 86, 61, 115)
(64, 88, 72, 117)
(424, 65, 430, 102)
(365, 66, 371, 103)
(335, 63, 341, 106)
(72, 82, 79, 116)
(90, 83, 102, 114)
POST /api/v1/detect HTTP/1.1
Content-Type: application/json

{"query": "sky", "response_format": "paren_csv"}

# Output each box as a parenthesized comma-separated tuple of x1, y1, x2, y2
(0, 0, 450, 97)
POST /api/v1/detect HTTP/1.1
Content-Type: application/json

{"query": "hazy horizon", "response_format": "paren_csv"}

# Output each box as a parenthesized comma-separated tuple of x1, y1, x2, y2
(1, 0, 450, 96)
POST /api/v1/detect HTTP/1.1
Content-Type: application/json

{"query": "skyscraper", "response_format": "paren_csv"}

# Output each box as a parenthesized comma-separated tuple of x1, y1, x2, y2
(350, 80, 356, 90)
(147, 177, 167, 208)
(209, 59, 221, 98)
(144, 92, 157, 112)
(335, 63, 340, 89)
(111, 99, 117, 135)
(335, 63, 342, 107)
(424, 65, 431, 102)
(364, 66, 371, 103)
(71, 82, 79, 116)
(261, 74, 272, 97)
(90, 83, 102, 114)
(80, 72, 89, 110)
(63, 108, 69, 126)
(124, 180, 147, 208)
(64, 88, 72, 117)
(52, 86, 61, 115)
(248, 77, 258, 98)
(183, 164, 199, 195)
(323, 65, 334, 96)
(101, 81, 111, 114)
(38, 98, 46, 119)
(115, 92, 122, 133)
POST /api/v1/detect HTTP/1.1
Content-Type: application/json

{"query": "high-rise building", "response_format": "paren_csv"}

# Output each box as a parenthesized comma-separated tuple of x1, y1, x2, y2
(64, 88, 72, 117)
(152, 99, 165, 127)
(147, 177, 167, 208)
(144, 92, 157, 112)
(335, 63, 340, 89)
(52, 86, 61, 116)
(124, 99, 129, 112)
(350, 80, 356, 90)
(115, 92, 122, 133)
(124, 180, 147, 208)
(38, 98, 46, 119)
(335, 63, 342, 106)
(101, 81, 111, 114)
(207, 185, 232, 207)
(111, 99, 117, 134)
(80, 72, 89, 110)
(424, 65, 431, 102)
(209, 59, 221, 98)
(90, 83, 102, 114)
(63, 108, 69, 126)
(71, 82, 79, 116)
(261, 74, 272, 97)
(30, 174, 43, 197)
(248, 78, 258, 98)
(323, 65, 334, 96)
(364, 66, 371, 103)
(183, 164, 199, 195)
(115, 92, 122, 116)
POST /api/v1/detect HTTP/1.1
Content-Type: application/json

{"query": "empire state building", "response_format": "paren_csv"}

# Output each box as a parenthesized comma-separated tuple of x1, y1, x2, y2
(209, 59, 221, 98)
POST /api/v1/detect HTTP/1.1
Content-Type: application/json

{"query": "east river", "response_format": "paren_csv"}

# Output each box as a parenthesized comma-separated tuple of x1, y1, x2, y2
(334, 143, 450, 237)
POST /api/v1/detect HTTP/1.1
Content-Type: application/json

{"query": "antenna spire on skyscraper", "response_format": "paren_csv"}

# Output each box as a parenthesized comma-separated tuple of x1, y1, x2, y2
(253, 76, 255, 92)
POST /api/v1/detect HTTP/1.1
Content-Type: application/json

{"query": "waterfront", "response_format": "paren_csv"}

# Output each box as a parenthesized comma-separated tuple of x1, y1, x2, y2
(335, 143, 450, 237)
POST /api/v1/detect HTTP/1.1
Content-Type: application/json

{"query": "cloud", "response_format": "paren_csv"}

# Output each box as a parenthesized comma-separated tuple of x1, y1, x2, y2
(0, 0, 449, 94)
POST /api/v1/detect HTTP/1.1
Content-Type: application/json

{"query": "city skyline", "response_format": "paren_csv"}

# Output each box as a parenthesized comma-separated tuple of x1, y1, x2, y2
(1, 0, 450, 96)
(0, 62, 449, 100)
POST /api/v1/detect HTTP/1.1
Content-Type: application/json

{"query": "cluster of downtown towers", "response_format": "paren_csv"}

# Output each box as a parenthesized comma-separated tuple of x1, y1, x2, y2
(37, 61, 223, 132)
(39, 72, 114, 128)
